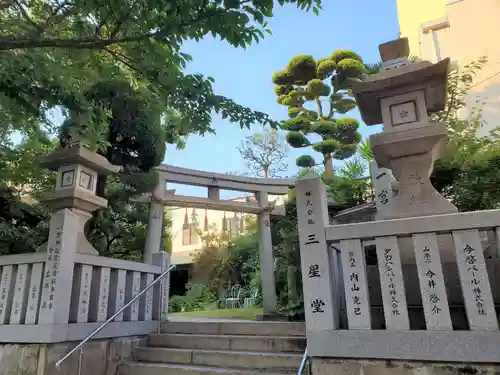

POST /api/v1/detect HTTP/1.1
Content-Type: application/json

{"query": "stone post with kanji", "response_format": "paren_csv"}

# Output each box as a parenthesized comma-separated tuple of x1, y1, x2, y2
(296, 173, 339, 332)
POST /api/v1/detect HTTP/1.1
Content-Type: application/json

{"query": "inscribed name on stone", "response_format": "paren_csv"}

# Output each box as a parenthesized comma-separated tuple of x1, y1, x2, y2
(90, 267, 110, 322)
(0, 266, 14, 323)
(375, 236, 409, 330)
(38, 210, 79, 325)
(152, 252, 171, 319)
(144, 273, 154, 321)
(452, 229, 497, 330)
(110, 269, 126, 322)
(38, 227, 62, 322)
(340, 239, 371, 329)
(98, 268, 110, 321)
(25, 263, 43, 324)
(412, 233, 452, 330)
(370, 161, 396, 219)
(126, 271, 141, 321)
(10, 264, 29, 324)
(77, 265, 93, 322)
(296, 175, 337, 331)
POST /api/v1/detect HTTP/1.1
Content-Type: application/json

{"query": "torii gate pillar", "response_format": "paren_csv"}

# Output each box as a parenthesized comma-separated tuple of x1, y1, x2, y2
(144, 180, 165, 264)
(256, 191, 278, 318)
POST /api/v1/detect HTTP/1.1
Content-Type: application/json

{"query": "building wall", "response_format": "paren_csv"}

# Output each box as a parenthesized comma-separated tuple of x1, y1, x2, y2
(169, 194, 286, 265)
(396, 0, 446, 56)
(397, 0, 500, 136)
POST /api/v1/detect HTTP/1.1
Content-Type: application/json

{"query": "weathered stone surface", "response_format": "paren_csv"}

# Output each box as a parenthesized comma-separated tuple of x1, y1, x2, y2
(312, 359, 362, 375)
(106, 336, 146, 375)
(0, 344, 40, 375)
(44, 340, 108, 375)
(312, 358, 500, 375)
(0, 335, 146, 375)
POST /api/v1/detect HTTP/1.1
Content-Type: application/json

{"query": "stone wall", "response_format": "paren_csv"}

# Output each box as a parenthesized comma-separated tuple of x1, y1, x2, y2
(313, 358, 500, 375)
(0, 336, 146, 375)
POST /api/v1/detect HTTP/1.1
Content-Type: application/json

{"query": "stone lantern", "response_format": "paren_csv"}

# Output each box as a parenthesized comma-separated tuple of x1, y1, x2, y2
(351, 37, 457, 219)
(38, 144, 120, 255)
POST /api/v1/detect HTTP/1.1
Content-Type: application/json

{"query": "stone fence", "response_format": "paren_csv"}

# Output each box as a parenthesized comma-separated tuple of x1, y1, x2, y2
(297, 175, 500, 364)
(0, 246, 169, 344)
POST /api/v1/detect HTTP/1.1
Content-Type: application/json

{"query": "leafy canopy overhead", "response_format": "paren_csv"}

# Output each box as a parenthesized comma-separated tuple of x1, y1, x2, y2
(0, 0, 325, 259)
(272, 50, 366, 178)
(0, 0, 323, 140)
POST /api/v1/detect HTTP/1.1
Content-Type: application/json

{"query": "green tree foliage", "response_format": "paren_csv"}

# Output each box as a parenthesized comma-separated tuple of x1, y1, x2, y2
(191, 220, 260, 296)
(272, 50, 366, 178)
(0, 133, 55, 254)
(426, 57, 500, 212)
(0, 0, 323, 140)
(60, 80, 166, 196)
(0, 184, 49, 255)
(0, 0, 325, 258)
(327, 157, 371, 207)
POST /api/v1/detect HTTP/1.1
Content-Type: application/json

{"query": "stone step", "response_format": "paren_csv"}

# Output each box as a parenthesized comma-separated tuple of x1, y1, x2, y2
(148, 333, 306, 353)
(162, 321, 305, 337)
(119, 362, 296, 375)
(135, 347, 302, 370)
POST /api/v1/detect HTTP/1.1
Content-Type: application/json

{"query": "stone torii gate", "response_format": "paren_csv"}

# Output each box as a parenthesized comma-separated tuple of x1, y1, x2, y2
(136, 164, 294, 319)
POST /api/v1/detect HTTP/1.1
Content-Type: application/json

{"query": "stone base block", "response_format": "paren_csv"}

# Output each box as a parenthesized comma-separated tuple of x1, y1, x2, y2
(255, 313, 289, 322)
(312, 358, 500, 375)
(0, 336, 146, 375)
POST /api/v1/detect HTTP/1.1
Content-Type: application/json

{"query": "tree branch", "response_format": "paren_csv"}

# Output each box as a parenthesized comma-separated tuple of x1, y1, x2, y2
(0, 0, 228, 51)
(13, 0, 42, 32)
(0, 30, 162, 50)
(314, 98, 324, 119)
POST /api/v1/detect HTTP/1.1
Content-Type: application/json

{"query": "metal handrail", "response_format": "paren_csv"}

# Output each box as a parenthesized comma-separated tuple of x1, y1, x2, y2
(298, 347, 311, 375)
(55, 264, 176, 369)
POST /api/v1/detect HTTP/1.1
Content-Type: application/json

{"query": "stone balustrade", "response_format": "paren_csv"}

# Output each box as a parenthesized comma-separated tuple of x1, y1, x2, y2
(296, 174, 500, 363)
(0, 249, 170, 343)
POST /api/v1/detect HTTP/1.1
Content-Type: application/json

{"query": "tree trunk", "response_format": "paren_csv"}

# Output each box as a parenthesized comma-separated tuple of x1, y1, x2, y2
(323, 154, 334, 180)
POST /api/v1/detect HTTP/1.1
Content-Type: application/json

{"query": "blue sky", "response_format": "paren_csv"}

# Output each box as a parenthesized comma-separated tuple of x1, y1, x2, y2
(166, 0, 400, 186)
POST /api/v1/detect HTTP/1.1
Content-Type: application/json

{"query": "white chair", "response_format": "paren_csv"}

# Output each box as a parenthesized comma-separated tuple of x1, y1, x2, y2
(225, 284, 242, 308)
(243, 287, 259, 308)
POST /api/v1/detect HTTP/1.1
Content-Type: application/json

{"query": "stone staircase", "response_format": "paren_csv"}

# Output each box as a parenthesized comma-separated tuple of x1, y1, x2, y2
(118, 319, 306, 375)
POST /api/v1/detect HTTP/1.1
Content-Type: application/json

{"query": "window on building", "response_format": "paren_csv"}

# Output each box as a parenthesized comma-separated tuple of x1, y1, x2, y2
(420, 17, 450, 63)
(182, 209, 200, 245)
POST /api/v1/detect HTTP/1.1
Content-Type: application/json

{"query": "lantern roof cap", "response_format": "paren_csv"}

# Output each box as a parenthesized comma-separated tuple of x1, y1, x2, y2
(351, 37, 450, 125)
(40, 144, 120, 175)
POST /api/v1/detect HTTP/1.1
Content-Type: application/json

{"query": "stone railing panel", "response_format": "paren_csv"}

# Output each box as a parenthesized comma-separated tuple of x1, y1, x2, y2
(26, 263, 44, 324)
(89, 266, 111, 323)
(452, 229, 497, 330)
(0, 260, 46, 325)
(338, 239, 371, 329)
(374, 236, 409, 330)
(0, 250, 170, 344)
(412, 232, 452, 330)
(110, 269, 127, 322)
